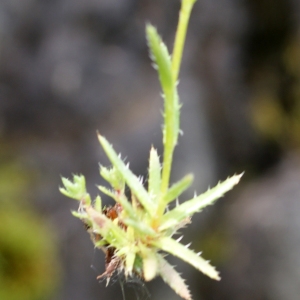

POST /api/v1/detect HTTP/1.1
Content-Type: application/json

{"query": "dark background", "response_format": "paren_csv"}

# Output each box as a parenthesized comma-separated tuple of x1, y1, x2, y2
(1, 0, 300, 299)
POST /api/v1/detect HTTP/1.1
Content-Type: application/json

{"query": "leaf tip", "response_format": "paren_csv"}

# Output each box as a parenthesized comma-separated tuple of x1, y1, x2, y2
(234, 172, 244, 184)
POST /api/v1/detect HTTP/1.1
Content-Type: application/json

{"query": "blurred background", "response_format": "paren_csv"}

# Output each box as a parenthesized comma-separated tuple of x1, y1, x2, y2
(1, 0, 300, 299)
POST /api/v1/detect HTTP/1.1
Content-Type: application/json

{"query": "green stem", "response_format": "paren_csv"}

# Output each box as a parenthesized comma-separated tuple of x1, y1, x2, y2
(172, 0, 196, 82)
(160, 140, 172, 196)
(160, 0, 196, 199)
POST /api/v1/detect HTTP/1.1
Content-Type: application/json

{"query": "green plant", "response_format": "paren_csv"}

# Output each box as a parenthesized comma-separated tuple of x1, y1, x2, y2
(60, 0, 242, 299)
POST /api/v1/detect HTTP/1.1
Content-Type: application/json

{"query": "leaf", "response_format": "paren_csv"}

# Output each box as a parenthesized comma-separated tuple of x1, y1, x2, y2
(94, 195, 102, 212)
(94, 239, 110, 248)
(159, 173, 243, 231)
(71, 210, 89, 221)
(98, 134, 156, 215)
(148, 147, 161, 199)
(155, 237, 220, 280)
(122, 218, 157, 236)
(157, 254, 191, 300)
(164, 174, 194, 204)
(124, 250, 136, 276)
(146, 24, 180, 147)
(86, 206, 128, 248)
(146, 24, 173, 97)
(60, 175, 90, 204)
(100, 165, 125, 191)
(97, 185, 115, 199)
(142, 250, 158, 281)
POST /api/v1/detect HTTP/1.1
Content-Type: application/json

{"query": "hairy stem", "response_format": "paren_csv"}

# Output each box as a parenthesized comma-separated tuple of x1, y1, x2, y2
(160, 0, 196, 198)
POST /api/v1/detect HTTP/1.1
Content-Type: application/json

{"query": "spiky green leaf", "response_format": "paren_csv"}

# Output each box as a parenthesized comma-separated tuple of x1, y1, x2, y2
(124, 250, 136, 276)
(159, 173, 243, 231)
(146, 24, 180, 148)
(71, 210, 88, 220)
(122, 218, 157, 237)
(98, 134, 156, 215)
(148, 147, 161, 199)
(100, 165, 125, 191)
(142, 250, 158, 281)
(157, 254, 191, 300)
(94, 195, 102, 212)
(146, 24, 173, 96)
(97, 185, 115, 199)
(155, 237, 220, 280)
(60, 175, 90, 204)
(164, 173, 194, 204)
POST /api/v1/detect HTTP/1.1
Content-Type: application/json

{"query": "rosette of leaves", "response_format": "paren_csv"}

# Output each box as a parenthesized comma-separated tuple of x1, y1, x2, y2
(60, 0, 242, 299)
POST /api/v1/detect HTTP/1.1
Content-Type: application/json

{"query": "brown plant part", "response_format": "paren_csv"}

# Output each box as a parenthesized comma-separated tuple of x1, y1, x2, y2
(85, 203, 126, 281)
(97, 247, 121, 284)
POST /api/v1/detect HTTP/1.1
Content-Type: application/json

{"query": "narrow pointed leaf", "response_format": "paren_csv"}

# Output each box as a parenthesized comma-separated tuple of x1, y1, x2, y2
(157, 254, 191, 300)
(124, 250, 136, 276)
(154, 237, 220, 280)
(94, 195, 102, 212)
(71, 210, 88, 220)
(122, 218, 157, 236)
(146, 24, 173, 97)
(164, 173, 194, 204)
(148, 147, 161, 198)
(142, 250, 158, 281)
(94, 239, 110, 248)
(98, 134, 156, 215)
(159, 173, 243, 231)
(146, 24, 180, 147)
(114, 193, 136, 220)
(97, 185, 115, 199)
